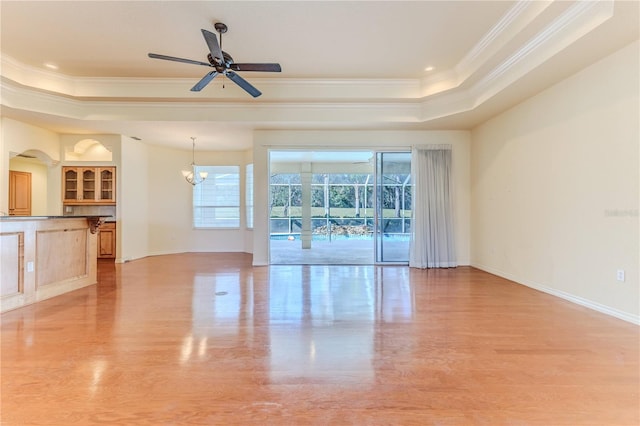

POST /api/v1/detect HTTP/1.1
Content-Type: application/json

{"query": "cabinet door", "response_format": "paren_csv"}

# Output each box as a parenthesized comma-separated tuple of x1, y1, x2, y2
(63, 167, 79, 203)
(98, 168, 115, 203)
(98, 223, 116, 258)
(81, 168, 97, 202)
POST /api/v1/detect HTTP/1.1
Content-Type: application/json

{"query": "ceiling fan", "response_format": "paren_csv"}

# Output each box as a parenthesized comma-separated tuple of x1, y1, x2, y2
(148, 22, 281, 98)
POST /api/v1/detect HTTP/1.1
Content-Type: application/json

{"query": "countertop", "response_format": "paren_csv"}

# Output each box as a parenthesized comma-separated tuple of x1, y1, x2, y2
(0, 215, 113, 221)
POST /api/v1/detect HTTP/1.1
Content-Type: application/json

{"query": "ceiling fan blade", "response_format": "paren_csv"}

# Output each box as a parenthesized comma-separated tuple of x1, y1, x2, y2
(201, 29, 224, 64)
(148, 53, 212, 67)
(230, 63, 282, 72)
(225, 71, 262, 98)
(190, 70, 219, 92)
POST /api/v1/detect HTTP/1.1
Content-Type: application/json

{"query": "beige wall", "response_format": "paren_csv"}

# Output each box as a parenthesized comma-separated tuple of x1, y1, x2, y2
(0, 118, 61, 215)
(253, 130, 471, 266)
(60, 134, 121, 163)
(146, 144, 250, 256)
(1, 118, 60, 160)
(471, 41, 639, 323)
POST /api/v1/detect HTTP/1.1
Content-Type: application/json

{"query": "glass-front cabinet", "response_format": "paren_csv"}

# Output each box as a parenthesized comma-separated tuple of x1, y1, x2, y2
(62, 166, 116, 204)
(82, 169, 96, 201)
(100, 169, 114, 201)
(63, 168, 78, 201)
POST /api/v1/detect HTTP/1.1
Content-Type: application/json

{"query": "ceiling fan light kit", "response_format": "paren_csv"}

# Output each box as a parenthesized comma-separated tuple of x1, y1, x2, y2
(148, 22, 281, 98)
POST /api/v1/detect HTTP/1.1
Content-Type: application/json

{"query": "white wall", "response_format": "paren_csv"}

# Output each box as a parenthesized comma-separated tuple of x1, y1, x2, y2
(119, 136, 149, 262)
(471, 41, 639, 323)
(253, 130, 471, 266)
(146, 144, 250, 256)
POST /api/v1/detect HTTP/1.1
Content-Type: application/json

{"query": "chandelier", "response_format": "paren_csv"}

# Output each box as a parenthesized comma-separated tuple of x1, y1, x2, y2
(182, 137, 208, 185)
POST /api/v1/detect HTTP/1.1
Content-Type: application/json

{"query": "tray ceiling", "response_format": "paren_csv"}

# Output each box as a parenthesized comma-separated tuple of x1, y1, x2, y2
(1, 1, 638, 150)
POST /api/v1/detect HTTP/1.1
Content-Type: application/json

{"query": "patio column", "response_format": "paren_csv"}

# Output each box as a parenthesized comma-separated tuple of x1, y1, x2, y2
(300, 163, 312, 249)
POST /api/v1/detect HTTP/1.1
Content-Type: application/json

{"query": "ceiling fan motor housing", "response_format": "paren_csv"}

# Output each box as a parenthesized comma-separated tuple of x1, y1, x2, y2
(207, 52, 234, 70)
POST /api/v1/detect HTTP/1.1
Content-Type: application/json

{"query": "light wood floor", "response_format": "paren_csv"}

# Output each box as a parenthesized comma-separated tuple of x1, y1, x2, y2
(1, 253, 638, 425)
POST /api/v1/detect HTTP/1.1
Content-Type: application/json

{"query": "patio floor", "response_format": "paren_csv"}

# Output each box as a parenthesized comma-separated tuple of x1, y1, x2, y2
(269, 238, 409, 265)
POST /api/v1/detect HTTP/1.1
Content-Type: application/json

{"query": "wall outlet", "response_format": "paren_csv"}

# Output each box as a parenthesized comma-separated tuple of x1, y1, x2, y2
(616, 269, 625, 282)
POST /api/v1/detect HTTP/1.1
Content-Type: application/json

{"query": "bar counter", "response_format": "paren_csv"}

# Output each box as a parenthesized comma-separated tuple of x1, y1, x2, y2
(0, 216, 108, 312)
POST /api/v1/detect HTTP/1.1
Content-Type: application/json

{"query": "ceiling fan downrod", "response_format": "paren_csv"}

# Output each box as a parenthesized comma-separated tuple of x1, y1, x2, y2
(214, 22, 227, 52)
(215, 22, 227, 88)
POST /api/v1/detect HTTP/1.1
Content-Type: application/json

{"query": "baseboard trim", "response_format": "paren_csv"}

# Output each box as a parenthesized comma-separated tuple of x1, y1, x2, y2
(116, 251, 256, 264)
(471, 263, 640, 325)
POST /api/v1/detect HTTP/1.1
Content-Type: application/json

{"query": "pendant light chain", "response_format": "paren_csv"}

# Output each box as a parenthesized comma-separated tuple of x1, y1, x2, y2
(182, 136, 208, 185)
(191, 137, 196, 166)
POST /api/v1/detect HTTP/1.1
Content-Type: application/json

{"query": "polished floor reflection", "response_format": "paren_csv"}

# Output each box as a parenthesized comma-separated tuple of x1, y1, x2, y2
(1, 254, 638, 425)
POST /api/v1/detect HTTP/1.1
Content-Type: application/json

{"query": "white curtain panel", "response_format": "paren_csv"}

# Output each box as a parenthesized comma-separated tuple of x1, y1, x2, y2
(409, 145, 457, 268)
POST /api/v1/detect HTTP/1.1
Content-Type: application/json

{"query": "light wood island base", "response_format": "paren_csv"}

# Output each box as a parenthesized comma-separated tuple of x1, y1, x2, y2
(0, 216, 103, 312)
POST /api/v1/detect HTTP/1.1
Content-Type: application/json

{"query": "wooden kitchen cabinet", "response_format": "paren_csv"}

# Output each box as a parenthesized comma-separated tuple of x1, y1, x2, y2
(63, 167, 116, 204)
(98, 222, 116, 259)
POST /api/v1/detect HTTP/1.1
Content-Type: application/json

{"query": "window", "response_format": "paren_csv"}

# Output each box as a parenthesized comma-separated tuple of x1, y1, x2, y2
(193, 166, 240, 228)
(246, 164, 254, 229)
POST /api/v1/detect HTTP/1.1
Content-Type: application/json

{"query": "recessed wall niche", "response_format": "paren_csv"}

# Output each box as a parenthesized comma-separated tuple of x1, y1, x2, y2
(64, 139, 112, 162)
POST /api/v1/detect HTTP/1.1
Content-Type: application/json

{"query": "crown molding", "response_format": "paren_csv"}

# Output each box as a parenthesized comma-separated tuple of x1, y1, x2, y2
(1, 55, 421, 101)
(0, 78, 422, 124)
(416, 0, 616, 123)
(419, 0, 552, 97)
(455, 0, 553, 79)
(473, 0, 614, 105)
(1, 54, 77, 94)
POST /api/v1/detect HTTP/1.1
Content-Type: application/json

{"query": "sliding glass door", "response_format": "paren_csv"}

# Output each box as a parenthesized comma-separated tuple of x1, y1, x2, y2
(268, 150, 411, 264)
(269, 151, 375, 264)
(375, 152, 412, 263)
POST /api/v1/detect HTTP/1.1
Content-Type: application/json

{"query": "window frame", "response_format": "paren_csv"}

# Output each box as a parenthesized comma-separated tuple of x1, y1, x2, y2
(192, 165, 241, 229)
(245, 164, 254, 229)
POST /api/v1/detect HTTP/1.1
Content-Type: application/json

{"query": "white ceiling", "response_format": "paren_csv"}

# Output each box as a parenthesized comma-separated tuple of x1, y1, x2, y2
(1, 1, 513, 79)
(1, 1, 638, 150)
